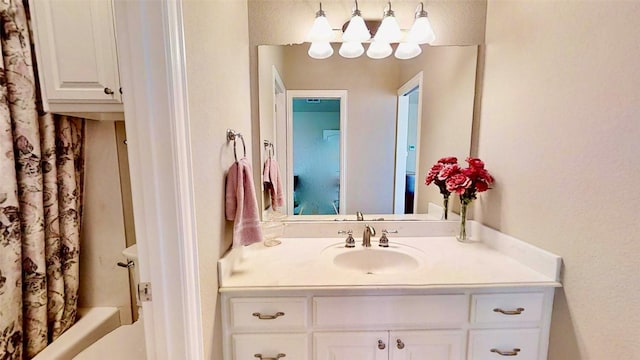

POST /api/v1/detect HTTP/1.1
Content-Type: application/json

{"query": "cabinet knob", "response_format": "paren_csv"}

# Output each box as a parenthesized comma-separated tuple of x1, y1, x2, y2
(493, 307, 525, 315)
(396, 339, 405, 349)
(252, 311, 285, 320)
(104, 87, 115, 95)
(377, 340, 386, 350)
(254, 353, 286, 360)
(490, 348, 521, 356)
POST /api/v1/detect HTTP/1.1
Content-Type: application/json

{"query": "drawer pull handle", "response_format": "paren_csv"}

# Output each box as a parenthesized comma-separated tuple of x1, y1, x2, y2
(104, 87, 114, 95)
(254, 353, 286, 360)
(491, 348, 521, 356)
(493, 307, 525, 315)
(252, 312, 285, 320)
(396, 339, 405, 349)
(378, 340, 386, 350)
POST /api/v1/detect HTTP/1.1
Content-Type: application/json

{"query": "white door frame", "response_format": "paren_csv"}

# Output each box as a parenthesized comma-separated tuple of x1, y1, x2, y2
(113, 1, 202, 359)
(272, 67, 288, 214)
(394, 72, 424, 214)
(286, 90, 347, 215)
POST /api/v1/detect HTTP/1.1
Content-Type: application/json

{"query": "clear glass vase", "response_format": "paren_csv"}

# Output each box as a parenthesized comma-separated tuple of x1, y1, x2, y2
(457, 201, 469, 242)
(441, 194, 450, 220)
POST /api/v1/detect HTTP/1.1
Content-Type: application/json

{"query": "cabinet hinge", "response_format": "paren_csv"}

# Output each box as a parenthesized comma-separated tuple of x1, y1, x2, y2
(138, 282, 152, 302)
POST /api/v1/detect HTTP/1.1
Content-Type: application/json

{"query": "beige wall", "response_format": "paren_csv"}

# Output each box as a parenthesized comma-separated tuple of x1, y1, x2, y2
(399, 46, 477, 213)
(182, 1, 252, 358)
(79, 120, 131, 323)
(479, 1, 640, 359)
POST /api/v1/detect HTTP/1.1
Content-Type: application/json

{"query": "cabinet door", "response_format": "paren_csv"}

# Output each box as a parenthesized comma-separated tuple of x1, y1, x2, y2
(30, 0, 122, 103)
(314, 332, 388, 360)
(390, 330, 464, 360)
(232, 333, 308, 360)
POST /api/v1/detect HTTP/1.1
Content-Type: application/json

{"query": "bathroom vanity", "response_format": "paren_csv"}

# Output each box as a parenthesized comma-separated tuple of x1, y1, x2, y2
(218, 221, 562, 360)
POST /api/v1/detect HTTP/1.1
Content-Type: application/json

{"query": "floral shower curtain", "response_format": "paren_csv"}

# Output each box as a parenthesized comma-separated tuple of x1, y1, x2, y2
(0, 1, 85, 359)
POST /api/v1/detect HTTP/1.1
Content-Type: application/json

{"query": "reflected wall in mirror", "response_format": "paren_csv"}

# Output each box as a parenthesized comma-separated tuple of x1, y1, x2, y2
(258, 43, 477, 219)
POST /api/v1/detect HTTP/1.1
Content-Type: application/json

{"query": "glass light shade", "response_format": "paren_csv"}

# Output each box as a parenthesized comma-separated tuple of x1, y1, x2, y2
(339, 41, 364, 58)
(374, 15, 402, 43)
(395, 42, 422, 60)
(406, 16, 436, 44)
(307, 15, 334, 42)
(366, 41, 392, 59)
(308, 42, 334, 59)
(342, 15, 370, 42)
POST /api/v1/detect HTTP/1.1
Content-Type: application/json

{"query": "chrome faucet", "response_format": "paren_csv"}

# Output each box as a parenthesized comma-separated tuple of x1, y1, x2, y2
(362, 224, 376, 247)
(356, 211, 364, 221)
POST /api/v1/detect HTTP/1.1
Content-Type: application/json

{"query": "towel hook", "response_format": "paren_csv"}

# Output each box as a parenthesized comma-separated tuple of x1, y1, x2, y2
(227, 129, 246, 162)
(263, 140, 274, 159)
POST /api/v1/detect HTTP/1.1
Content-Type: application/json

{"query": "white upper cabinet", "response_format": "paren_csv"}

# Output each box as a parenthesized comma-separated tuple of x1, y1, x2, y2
(29, 0, 124, 114)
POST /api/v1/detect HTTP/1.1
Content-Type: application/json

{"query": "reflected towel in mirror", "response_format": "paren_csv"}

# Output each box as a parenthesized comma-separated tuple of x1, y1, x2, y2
(263, 157, 284, 210)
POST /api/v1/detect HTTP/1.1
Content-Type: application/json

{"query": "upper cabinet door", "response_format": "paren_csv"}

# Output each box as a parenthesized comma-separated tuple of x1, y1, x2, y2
(30, 0, 122, 106)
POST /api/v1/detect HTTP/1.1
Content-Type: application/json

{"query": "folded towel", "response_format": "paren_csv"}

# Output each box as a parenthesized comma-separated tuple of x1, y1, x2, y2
(263, 157, 284, 210)
(225, 158, 263, 247)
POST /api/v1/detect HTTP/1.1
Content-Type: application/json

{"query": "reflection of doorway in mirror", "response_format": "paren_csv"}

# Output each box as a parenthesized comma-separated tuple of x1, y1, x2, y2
(287, 90, 347, 216)
(394, 72, 423, 214)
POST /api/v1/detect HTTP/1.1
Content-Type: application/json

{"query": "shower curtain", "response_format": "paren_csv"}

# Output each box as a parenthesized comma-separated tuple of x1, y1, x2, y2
(0, 1, 85, 359)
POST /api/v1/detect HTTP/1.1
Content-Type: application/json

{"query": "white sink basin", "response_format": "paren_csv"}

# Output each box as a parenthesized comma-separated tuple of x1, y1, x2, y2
(322, 243, 424, 275)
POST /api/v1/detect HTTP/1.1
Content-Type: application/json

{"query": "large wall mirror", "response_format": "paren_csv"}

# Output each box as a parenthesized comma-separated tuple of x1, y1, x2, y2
(257, 43, 477, 220)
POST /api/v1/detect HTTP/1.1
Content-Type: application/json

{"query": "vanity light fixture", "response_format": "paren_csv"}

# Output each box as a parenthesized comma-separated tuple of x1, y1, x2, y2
(306, 1, 437, 60)
(395, 42, 422, 59)
(339, 41, 365, 58)
(339, 1, 369, 58)
(307, 2, 335, 59)
(366, 40, 393, 59)
(373, 2, 402, 44)
(394, 3, 435, 59)
(341, 1, 370, 42)
(406, 2, 436, 45)
(307, 2, 333, 42)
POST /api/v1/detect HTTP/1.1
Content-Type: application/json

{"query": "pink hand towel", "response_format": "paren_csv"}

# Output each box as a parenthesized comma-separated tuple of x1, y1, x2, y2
(263, 157, 284, 209)
(225, 158, 263, 247)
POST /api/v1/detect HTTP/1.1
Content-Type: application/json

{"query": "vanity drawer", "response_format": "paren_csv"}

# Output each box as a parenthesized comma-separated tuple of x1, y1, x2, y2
(468, 329, 540, 360)
(313, 295, 468, 328)
(471, 293, 544, 324)
(232, 333, 308, 360)
(229, 297, 307, 330)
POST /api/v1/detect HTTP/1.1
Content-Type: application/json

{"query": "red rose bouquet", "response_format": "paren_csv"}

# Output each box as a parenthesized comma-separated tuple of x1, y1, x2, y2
(445, 157, 494, 205)
(427, 157, 494, 241)
(425, 156, 459, 219)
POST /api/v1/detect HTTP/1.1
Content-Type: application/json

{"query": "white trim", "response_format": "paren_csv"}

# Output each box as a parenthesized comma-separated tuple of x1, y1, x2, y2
(161, 2, 204, 358)
(271, 66, 287, 214)
(112, 1, 202, 359)
(286, 90, 348, 215)
(396, 72, 424, 214)
(394, 95, 410, 214)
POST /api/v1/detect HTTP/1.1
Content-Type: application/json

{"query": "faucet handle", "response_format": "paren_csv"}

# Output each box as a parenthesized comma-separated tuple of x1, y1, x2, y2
(339, 230, 355, 248)
(378, 229, 397, 248)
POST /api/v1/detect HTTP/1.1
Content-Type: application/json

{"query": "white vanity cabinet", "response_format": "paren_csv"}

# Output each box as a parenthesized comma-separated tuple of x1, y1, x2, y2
(218, 222, 562, 360)
(29, 0, 124, 114)
(220, 289, 555, 360)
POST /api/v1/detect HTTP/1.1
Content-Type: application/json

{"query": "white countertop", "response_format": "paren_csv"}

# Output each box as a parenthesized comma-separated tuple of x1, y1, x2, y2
(218, 221, 562, 291)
